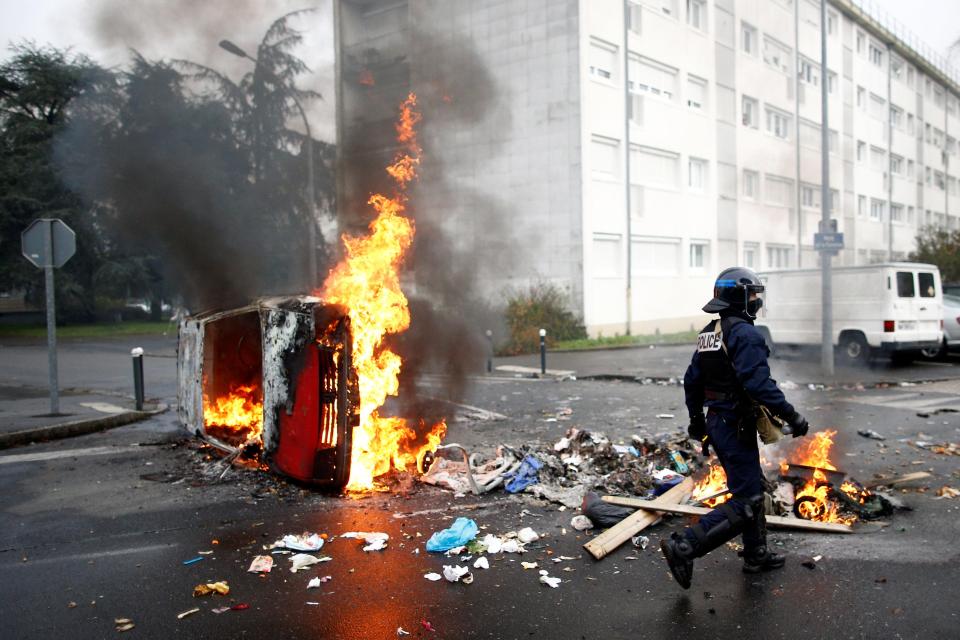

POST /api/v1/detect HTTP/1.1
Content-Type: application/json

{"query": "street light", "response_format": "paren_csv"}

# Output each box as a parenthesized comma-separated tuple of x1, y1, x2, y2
(219, 39, 319, 290)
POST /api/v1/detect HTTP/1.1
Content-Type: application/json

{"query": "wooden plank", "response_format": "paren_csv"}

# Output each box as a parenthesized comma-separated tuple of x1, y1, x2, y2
(601, 496, 854, 533)
(864, 471, 931, 489)
(583, 478, 694, 560)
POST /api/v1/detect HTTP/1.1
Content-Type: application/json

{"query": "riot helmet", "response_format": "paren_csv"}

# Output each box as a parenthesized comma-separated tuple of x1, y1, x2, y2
(702, 266, 766, 318)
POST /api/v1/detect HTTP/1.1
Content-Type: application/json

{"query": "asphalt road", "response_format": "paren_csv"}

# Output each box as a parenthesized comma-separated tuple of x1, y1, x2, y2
(1, 353, 959, 638)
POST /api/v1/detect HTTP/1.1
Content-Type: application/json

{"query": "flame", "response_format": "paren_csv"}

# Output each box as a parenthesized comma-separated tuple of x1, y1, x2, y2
(786, 430, 856, 525)
(691, 462, 730, 507)
(320, 93, 445, 491)
(203, 384, 263, 446)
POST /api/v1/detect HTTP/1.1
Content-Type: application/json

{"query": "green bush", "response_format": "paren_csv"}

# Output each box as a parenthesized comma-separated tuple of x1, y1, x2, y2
(501, 282, 587, 355)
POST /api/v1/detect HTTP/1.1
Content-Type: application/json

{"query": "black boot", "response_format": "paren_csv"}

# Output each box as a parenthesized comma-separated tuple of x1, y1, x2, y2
(660, 533, 695, 590)
(741, 545, 786, 573)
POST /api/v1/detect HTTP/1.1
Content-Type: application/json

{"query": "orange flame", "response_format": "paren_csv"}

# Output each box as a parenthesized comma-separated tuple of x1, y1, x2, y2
(203, 384, 263, 446)
(787, 430, 856, 525)
(691, 462, 730, 507)
(319, 93, 445, 491)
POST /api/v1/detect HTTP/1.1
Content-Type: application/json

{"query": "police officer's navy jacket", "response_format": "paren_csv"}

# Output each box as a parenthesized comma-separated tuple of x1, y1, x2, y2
(684, 312, 795, 420)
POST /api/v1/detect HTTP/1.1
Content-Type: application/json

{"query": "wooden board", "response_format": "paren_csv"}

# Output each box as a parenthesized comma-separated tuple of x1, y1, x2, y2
(583, 478, 694, 560)
(864, 471, 931, 489)
(601, 496, 854, 533)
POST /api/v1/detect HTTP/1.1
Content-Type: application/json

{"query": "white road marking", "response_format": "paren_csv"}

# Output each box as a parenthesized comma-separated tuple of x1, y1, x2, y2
(0, 445, 144, 465)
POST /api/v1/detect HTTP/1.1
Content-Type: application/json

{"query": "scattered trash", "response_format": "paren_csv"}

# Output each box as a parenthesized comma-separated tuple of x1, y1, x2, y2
(424, 572, 442, 581)
(290, 554, 331, 573)
(539, 573, 561, 588)
(397, 628, 411, 637)
(521, 561, 539, 570)
(177, 608, 200, 619)
(503, 455, 543, 493)
(342, 531, 389, 551)
(937, 486, 960, 499)
(67, 602, 77, 609)
(320, 575, 332, 583)
(193, 581, 230, 597)
(426, 518, 478, 552)
(779, 380, 799, 390)
(581, 492, 633, 527)
(442, 565, 471, 583)
(247, 555, 274, 573)
(231, 604, 250, 611)
(115, 618, 135, 632)
(182, 556, 204, 566)
(631, 535, 649, 550)
(211, 607, 231, 614)
(473, 557, 490, 570)
(656, 414, 675, 419)
(307, 577, 321, 589)
(570, 515, 594, 531)
(813, 555, 823, 562)
(271, 533, 324, 552)
(517, 527, 540, 543)
(421, 619, 436, 632)
(857, 429, 886, 441)
(801, 560, 817, 570)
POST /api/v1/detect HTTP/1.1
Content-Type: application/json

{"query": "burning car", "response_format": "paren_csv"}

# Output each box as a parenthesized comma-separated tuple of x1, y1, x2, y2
(177, 296, 360, 489)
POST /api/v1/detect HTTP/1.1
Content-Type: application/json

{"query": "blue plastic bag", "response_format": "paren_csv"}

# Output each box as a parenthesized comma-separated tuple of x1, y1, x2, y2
(425, 517, 479, 552)
(503, 455, 542, 493)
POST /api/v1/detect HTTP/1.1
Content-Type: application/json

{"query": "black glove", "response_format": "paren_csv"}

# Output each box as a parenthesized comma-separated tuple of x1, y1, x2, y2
(687, 414, 706, 441)
(785, 411, 809, 438)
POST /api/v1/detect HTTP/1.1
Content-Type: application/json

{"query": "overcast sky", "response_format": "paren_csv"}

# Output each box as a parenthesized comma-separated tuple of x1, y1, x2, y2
(1, 0, 958, 141)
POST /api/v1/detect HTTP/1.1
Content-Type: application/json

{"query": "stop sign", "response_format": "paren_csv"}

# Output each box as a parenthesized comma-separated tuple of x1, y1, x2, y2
(21, 218, 76, 269)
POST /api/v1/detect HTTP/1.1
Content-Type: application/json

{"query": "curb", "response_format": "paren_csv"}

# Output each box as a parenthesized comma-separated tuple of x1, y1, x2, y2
(0, 403, 169, 450)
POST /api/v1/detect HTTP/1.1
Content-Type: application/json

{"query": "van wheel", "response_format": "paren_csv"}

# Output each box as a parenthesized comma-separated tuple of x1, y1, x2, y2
(839, 333, 869, 365)
(920, 339, 947, 361)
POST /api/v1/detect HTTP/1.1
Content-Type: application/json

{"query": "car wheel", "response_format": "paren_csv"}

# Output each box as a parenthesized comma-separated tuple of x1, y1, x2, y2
(920, 339, 947, 361)
(838, 333, 870, 365)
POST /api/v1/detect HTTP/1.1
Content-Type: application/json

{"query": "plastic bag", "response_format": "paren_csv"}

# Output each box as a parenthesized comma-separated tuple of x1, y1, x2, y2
(503, 455, 542, 493)
(581, 491, 635, 528)
(425, 517, 479, 552)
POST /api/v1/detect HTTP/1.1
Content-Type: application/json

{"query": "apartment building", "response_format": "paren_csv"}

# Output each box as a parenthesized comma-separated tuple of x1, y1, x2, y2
(335, 0, 960, 336)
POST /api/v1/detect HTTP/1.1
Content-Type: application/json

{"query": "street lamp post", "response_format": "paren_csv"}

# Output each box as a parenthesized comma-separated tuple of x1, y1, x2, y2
(219, 39, 318, 290)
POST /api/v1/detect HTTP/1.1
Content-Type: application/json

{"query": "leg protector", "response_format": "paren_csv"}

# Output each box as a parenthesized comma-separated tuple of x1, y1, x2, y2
(660, 533, 695, 590)
(740, 495, 785, 573)
(686, 500, 749, 559)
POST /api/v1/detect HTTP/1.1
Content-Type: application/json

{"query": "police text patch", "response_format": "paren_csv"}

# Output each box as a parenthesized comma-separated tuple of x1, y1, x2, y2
(697, 330, 723, 352)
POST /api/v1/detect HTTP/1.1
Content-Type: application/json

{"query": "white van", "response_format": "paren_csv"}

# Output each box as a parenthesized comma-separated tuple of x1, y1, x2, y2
(755, 263, 944, 364)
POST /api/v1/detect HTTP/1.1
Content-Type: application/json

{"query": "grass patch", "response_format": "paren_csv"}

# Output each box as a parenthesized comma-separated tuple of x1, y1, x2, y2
(0, 321, 175, 339)
(554, 330, 698, 351)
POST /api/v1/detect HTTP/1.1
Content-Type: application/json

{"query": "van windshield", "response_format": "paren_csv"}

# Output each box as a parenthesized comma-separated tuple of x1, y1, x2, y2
(918, 272, 936, 298)
(896, 272, 915, 297)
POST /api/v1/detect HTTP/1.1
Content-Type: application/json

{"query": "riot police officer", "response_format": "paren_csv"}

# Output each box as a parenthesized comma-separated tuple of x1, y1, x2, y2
(660, 266, 809, 589)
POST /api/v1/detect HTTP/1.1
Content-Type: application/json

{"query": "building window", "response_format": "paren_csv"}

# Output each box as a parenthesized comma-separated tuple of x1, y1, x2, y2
(925, 123, 932, 144)
(742, 22, 757, 55)
(869, 145, 886, 171)
(589, 39, 618, 82)
(935, 170, 945, 190)
(908, 206, 915, 223)
(868, 41, 884, 67)
(856, 86, 866, 109)
(891, 54, 904, 80)
(627, 2, 643, 33)
(689, 241, 708, 269)
(947, 136, 957, 155)
(798, 57, 819, 87)
(828, 129, 838, 154)
(890, 105, 903, 129)
(856, 140, 866, 162)
(592, 234, 623, 278)
(934, 86, 945, 107)
(870, 198, 885, 220)
(765, 175, 793, 206)
(827, 72, 837, 93)
(857, 195, 866, 217)
(827, 11, 837, 35)
(890, 154, 904, 176)
(949, 176, 958, 196)
(743, 169, 758, 199)
(907, 65, 915, 87)
(933, 127, 944, 148)
(926, 166, 932, 185)
(765, 107, 790, 139)
(767, 246, 792, 269)
(591, 135, 620, 178)
(869, 93, 886, 120)
(687, 0, 706, 31)
(688, 157, 707, 191)
(632, 57, 677, 101)
(633, 237, 680, 275)
(801, 184, 818, 208)
(856, 30, 865, 54)
(687, 75, 707, 109)
(762, 36, 791, 73)
(907, 113, 915, 135)
(907, 159, 915, 177)
(634, 145, 680, 188)
(742, 95, 759, 127)
(743, 243, 758, 268)
(891, 203, 904, 222)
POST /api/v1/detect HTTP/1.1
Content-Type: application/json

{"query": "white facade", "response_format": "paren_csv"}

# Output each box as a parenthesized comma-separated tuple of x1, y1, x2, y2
(337, 0, 960, 337)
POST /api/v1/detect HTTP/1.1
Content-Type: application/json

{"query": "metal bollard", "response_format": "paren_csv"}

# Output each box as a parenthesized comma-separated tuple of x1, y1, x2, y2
(539, 328, 547, 375)
(485, 329, 493, 373)
(131, 347, 145, 411)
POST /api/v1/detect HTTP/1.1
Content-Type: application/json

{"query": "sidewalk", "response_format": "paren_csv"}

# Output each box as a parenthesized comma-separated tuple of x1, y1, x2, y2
(0, 384, 166, 448)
